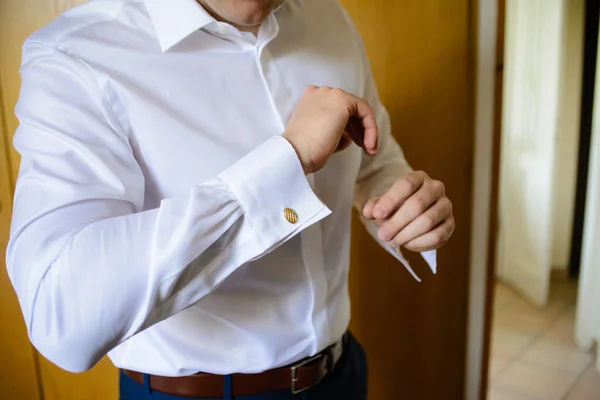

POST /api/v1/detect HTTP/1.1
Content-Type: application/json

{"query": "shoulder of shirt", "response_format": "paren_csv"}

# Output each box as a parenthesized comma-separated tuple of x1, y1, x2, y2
(24, 0, 142, 52)
(302, 0, 359, 32)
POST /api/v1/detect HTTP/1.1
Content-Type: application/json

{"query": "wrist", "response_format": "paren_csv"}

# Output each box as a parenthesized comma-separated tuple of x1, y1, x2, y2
(282, 132, 313, 175)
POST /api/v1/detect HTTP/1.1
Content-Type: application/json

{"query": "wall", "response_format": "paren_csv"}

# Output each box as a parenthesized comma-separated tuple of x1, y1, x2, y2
(551, 0, 585, 271)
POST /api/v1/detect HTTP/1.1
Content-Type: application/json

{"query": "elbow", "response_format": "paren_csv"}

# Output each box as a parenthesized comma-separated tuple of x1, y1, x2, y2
(7, 228, 112, 373)
(26, 281, 106, 373)
(8, 248, 106, 373)
(29, 325, 103, 373)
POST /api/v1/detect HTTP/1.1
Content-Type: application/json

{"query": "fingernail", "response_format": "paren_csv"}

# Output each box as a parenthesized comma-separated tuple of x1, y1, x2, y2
(378, 230, 390, 241)
(374, 206, 386, 219)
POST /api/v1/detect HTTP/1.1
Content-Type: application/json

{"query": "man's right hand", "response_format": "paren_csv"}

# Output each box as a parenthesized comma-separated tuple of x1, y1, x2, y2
(282, 86, 379, 175)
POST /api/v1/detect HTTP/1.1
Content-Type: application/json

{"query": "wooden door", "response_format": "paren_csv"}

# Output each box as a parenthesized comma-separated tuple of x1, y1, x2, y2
(0, 1, 475, 399)
(0, 78, 41, 400)
(340, 0, 474, 399)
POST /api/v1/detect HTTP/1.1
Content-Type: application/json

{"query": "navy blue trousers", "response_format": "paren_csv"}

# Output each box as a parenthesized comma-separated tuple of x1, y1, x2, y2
(119, 333, 367, 400)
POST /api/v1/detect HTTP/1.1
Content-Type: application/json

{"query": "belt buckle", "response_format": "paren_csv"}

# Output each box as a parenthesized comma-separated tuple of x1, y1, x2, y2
(290, 352, 325, 394)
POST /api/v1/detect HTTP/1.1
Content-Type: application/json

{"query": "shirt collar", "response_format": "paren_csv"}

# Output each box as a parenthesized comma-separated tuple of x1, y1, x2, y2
(144, 0, 303, 52)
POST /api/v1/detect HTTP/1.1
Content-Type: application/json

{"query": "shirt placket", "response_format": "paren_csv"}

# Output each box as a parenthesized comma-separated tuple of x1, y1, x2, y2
(255, 14, 333, 352)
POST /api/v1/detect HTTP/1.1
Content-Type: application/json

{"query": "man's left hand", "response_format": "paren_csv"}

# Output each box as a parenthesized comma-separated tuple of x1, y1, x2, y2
(362, 171, 454, 252)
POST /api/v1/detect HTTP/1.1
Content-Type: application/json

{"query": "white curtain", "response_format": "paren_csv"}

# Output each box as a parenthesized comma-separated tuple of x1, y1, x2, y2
(575, 28, 600, 373)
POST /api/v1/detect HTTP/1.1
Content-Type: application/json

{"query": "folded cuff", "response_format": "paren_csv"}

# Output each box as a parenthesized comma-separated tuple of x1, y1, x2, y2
(219, 136, 331, 251)
(362, 218, 437, 282)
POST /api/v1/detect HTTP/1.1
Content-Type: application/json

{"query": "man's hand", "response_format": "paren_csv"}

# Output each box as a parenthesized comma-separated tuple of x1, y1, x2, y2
(283, 86, 379, 174)
(362, 171, 454, 252)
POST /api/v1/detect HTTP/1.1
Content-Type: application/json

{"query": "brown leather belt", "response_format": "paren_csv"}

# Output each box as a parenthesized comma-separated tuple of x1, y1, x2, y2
(122, 336, 345, 397)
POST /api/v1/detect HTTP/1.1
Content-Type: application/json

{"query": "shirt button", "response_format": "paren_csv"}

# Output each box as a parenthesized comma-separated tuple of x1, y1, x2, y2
(217, 24, 227, 34)
(283, 208, 299, 224)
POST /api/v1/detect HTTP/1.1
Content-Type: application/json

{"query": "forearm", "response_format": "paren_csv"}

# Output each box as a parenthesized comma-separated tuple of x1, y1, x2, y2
(8, 136, 330, 372)
(354, 103, 412, 209)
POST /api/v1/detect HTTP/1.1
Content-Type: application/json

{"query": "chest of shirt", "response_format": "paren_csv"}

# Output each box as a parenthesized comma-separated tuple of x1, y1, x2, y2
(73, 9, 365, 206)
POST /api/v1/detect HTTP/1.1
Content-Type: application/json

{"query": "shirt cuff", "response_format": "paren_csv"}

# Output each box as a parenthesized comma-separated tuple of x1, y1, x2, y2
(219, 136, 331, 250)
(363, 218, 437, 282)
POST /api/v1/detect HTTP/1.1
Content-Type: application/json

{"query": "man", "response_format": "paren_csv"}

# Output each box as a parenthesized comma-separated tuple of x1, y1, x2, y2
(7, 0, 454, 398)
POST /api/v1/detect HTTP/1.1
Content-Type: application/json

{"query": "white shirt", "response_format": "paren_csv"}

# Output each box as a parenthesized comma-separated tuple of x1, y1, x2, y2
(7, 0, 435, 376)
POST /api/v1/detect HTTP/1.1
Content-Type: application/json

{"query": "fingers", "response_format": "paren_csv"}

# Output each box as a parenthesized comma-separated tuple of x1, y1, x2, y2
(365, 170, 454, 252)
(373, 172, 428, 220)
(374, 179, 452, 244)
(383, 197, 453, 247)
(346, 93, 378, 155)
(403, 216, 455, 252)
(362, 197, 380, 220)
(304, 86, 378, 155)
(345, 116, 366, 150)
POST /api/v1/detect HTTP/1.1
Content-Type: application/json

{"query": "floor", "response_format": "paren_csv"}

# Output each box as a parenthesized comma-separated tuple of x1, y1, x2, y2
(488, 280, 600, 400)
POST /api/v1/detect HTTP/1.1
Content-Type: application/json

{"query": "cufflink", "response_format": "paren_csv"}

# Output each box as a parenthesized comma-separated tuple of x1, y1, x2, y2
(283, 208, 299, 224)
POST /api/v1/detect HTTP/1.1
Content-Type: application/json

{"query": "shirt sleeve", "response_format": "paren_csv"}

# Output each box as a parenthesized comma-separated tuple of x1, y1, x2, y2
(347, 18, 437, 280)
(6, 41, 330, 373)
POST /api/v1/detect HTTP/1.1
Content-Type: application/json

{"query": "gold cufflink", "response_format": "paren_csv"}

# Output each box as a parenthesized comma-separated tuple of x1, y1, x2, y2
(283, 208, 299, 224)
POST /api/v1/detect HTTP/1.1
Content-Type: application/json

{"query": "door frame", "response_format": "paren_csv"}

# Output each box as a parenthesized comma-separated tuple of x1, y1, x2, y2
(465, 0, 505, 398)
(569, 0, 600, 278)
